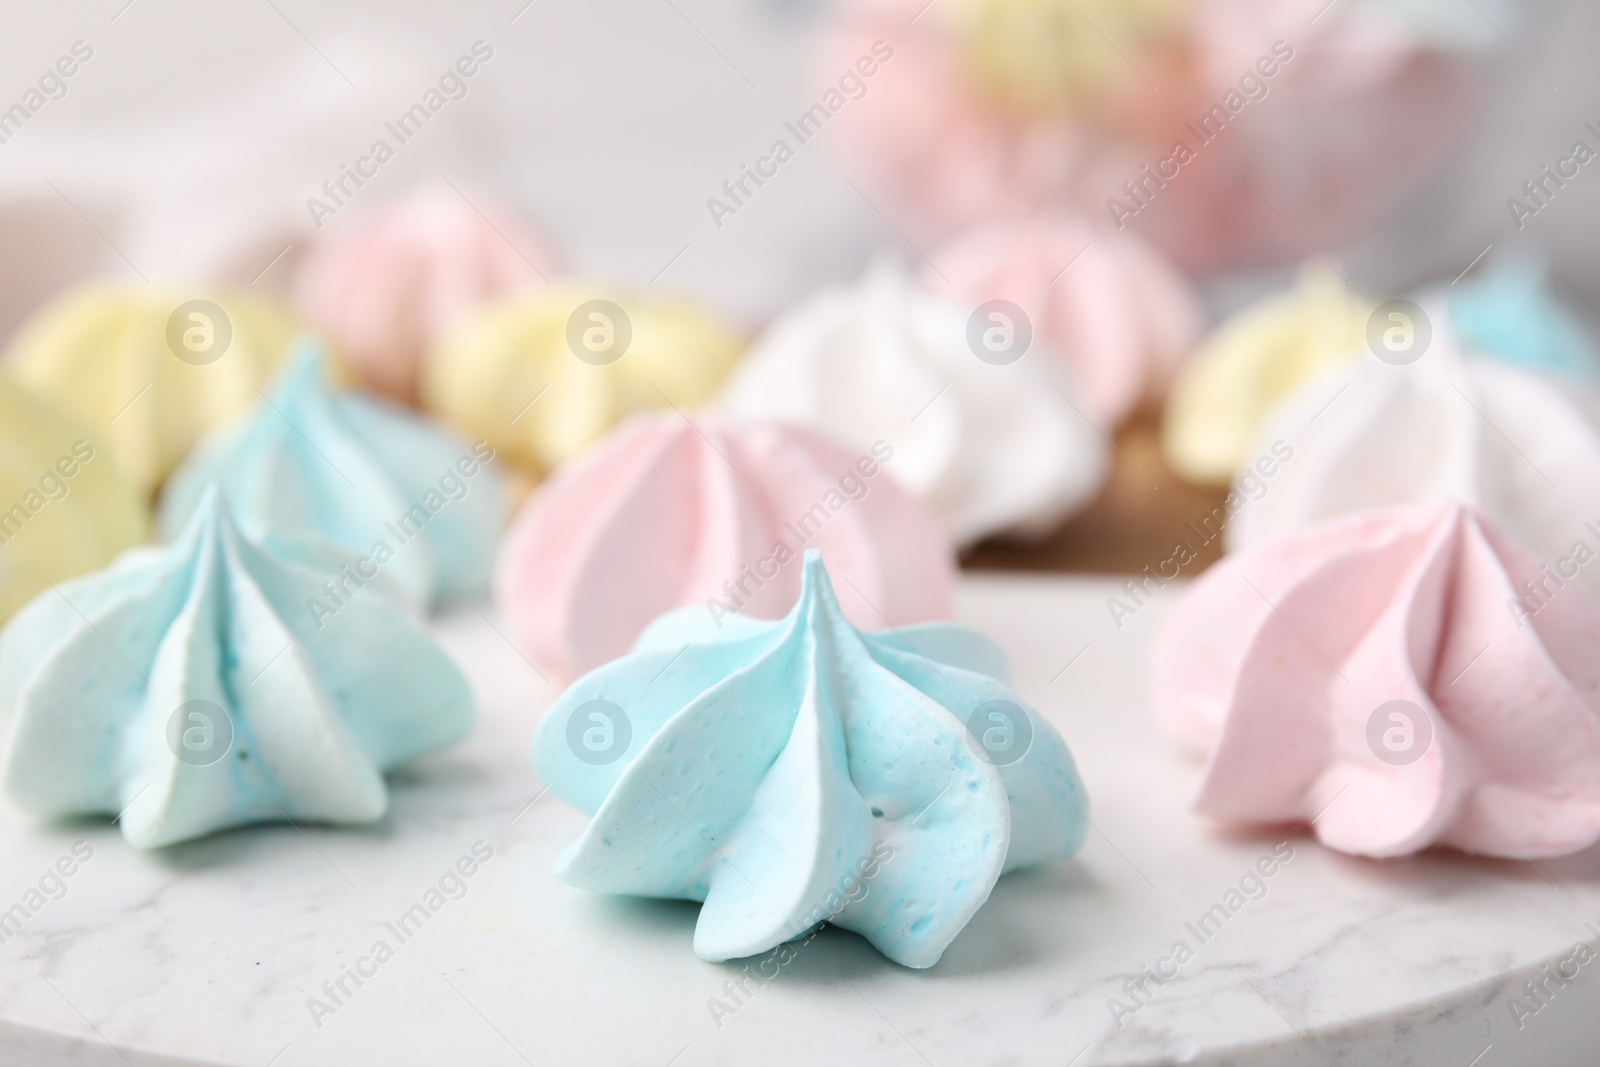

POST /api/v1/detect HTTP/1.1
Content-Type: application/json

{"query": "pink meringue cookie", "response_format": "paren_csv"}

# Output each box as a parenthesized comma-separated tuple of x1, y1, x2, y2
(924, 212, 1201, 425)
(495, 411, 956, 678)
(293, 185, 554, 403)
(1152, 502, 1600, 860)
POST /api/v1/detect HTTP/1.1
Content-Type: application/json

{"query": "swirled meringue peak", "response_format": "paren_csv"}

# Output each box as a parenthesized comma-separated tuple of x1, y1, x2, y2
(1153, 502, 1600, 859)
(1228, 309, 1600, 607)
(1163, 264, 1374, 485)
(532, 552, 1088, 967)
(160, 343, 507, 612)
(0, 491, 474, 849)
(497, 411, 955, 679)
(718, 262, 1107, 547)
(924, 213, 1203, 426)
(293, 184, 556, 403)
(1446, 258, 1600, 382)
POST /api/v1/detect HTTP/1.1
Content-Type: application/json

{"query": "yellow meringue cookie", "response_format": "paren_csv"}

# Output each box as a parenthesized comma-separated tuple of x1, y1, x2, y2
(1163, 265, 1375, 485)
(956, 0, 1187, 112)
(0, 372, 148, 623)
(422, 285, 743, 475)
(5, 284, 299, 494)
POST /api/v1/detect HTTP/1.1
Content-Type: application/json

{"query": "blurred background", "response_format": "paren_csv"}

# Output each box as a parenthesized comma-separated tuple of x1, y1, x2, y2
(3, 0, 1596, 573)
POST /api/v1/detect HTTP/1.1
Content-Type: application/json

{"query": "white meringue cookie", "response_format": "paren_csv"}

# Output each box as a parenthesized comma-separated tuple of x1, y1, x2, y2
(718, 263, 1108, 547)
(1229, 306, 1600, 602)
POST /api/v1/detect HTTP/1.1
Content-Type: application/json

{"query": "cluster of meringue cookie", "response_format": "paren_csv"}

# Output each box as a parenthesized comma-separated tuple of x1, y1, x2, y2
(533, 552, 1088, 967)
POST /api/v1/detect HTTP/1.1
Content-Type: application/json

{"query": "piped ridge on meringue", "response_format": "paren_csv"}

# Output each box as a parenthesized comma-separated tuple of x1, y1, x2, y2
(0, 490, 474, 849)
(719, 261, 1107, 547)
(161, 342, 507, 611)
(1154, 501, 1600, 859)
(496, 411, 955, 678)
(533, 552, 1087, 968)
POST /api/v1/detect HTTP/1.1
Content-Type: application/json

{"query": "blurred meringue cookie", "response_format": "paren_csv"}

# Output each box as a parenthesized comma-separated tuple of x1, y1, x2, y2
(925, 212, 1202, 425)
(1153, 501, 1600, 859)
(0, 491, 473, 849)
(1446, 257, 1600, 382)
(423, 285, 743, 476)
(533, 552, 1088, 967)
(294, 184, 556, 404)
(1163, 264, 1373, 485)
(161, 344, 507, 612)
(5, 284, 298, 493)
(719, 263, 1107, 546)
(0, 374, 148, 623)
(1228, 311, 1600, 605)
(497, 411, 956, 678)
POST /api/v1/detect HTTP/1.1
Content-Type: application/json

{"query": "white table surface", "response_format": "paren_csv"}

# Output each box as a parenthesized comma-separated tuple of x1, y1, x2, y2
(1, 573, 1597, 1067)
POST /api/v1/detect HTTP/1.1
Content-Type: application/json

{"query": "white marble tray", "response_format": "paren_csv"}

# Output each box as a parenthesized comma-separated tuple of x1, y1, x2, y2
(1, 574, 1597, 1067)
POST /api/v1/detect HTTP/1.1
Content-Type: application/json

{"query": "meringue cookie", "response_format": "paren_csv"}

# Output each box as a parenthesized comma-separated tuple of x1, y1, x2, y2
(1163, 265, 1373, 485)
(719, 263, 1107, 547)
(0, 491, 473, 849)
(497, 411, 955, 678)
(5, 284, 298, 493)
(422, 285, 743, 476)
(1446, 258, 1600, 382)
(1228, 311, 1600, 607)
(0, 375, 148, 623)
(925, 212, 1202, 425)
(533, 552, 1087, 967)
(1153, 502, 1600, 859)
(955, 0, 1187, 112)
(160, 344, 507, 611)
(294, 184, 555, 403)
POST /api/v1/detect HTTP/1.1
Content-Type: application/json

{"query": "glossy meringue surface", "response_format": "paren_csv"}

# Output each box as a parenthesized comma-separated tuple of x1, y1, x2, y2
(1163, 265, 1373, 485)
(533, 553, 1088, 968)
(422, 285, 743, 476)
(925, 213, 1202, 426)
(1229, 313, 1600, 605)
(5, 284, 298, 493)
(160, 344, 507, 611)
(0, 492, 474, 849)
(0, 374, 149, 623)
(497, 411, 955, 678)
(1153, 502, 1600, 859)
(294, 184, 554, 403)
(719, 263, 1107, 547)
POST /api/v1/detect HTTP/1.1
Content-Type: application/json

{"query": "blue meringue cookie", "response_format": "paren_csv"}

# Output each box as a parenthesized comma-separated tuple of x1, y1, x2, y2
(160, 342, 507, 611)
(532, 551, 1088, 968)
(1447, 258, 1600, 381)
(0, 491, 473, 849)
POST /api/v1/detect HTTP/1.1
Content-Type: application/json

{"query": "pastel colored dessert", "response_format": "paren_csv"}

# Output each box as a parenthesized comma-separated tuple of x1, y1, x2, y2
(5, 284, 298, 493)
(1115, 0, 1493, 271)
(293, 184, 555, 404)
(0, 491, 473, 849)
(533, 552, 1088, 967)
(1162, 265, 1373, 485)
(497, 411, 956, 678)
(1228, 309, 1600, 607)
(1152, 501, 1600, 859)
(160, 344, 507, 612)
(0, 373, 148, 623)
(423, 285, 743, 476)
(718, 263, 1107, 547)
(1446, 258, 1600, 382)
(924, 212, 1202, 426)
(828, 0, 1494, 271)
